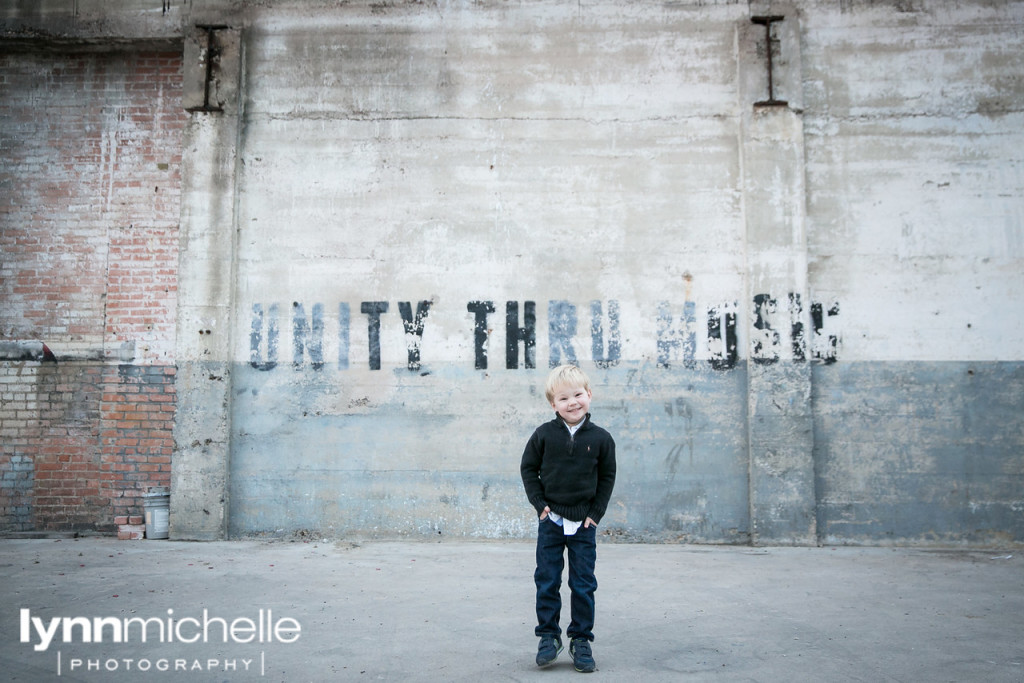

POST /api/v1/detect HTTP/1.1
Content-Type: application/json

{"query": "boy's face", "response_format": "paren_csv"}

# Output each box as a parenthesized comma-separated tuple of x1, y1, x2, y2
(549, 383, 592, 426)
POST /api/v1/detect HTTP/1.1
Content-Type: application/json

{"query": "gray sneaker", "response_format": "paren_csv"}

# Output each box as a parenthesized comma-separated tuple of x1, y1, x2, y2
(536, 634, 563, 667)
(570, 638, 596, 673)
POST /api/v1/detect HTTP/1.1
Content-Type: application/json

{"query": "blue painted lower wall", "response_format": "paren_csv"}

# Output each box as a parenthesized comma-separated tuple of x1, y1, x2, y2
(813, 362, 1024, 546)
(227, 363, 751, 542)
(224, 361, 1024, 545)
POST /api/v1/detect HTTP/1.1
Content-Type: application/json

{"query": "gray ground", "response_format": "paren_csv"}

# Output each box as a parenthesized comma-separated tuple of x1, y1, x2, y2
(1, 537, 1022, 682)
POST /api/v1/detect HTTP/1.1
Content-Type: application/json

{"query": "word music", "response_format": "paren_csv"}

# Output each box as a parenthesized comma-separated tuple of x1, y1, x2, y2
(249, 296, 840, 372)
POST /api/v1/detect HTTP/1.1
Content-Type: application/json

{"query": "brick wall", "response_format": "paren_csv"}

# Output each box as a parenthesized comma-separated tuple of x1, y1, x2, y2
(101, 365, 176, 523)
(0, 48, 183, 533)
(0, 368, 36, 531)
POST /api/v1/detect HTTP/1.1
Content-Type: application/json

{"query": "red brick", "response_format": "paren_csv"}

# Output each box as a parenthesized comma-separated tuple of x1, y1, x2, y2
(1, 49, 181, 534)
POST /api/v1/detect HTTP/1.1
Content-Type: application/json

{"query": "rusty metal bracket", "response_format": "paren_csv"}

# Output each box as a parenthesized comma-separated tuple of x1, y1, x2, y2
(187, 24, 231, 113)
(751, 15, 788, 108)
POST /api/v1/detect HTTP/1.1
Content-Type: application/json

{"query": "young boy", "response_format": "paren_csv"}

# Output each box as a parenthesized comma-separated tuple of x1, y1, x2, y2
(520, 364, 617, 673)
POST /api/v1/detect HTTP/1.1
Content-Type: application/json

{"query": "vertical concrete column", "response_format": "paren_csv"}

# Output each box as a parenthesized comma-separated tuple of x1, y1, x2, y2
(170, 23, 243, 540)
(738, 7, 816, 545)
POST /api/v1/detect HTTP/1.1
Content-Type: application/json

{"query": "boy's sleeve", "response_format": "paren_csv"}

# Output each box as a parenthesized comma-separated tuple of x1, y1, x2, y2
(520, 430, 548, 515)
(587, 436, 617, 524)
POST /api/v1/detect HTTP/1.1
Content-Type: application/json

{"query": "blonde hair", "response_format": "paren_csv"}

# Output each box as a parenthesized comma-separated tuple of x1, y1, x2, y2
(544, 364, 591, 403)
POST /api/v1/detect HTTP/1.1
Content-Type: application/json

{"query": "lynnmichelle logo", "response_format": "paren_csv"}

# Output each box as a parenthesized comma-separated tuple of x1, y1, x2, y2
(19, 607, 301, 676)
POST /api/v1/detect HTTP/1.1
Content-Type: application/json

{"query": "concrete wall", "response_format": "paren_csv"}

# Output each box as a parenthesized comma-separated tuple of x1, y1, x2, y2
(2, 0, 1022, 545)
(800, 3, 1024, 545)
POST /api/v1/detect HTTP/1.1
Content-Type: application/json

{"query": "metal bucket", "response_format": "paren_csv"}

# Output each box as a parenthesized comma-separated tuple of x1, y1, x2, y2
(143, 490, 170, 539)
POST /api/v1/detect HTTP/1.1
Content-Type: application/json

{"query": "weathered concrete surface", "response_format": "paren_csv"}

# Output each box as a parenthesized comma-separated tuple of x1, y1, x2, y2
(204, 1, 773, 544)
(739, 9, 815, 545)
(212, 0, 1024, 545)
(2, 537, 1023, 682)
(801, 1, 1024, 363)
(2, 0, 1023, 545)
(227, 363, 752, 542)
(169, 26, 244, 540)
(0, 0, 186, 47)
(813, 362, 1024, 546)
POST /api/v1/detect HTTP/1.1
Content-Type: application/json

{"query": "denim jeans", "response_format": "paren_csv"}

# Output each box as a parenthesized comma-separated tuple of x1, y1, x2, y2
(534, 517, 598, 642)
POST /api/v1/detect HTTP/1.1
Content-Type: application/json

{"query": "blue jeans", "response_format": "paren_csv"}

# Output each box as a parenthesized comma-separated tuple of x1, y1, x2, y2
(534, 517, 598, 642)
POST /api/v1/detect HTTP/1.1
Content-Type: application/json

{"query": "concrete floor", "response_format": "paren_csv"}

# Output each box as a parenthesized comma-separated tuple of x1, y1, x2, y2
(1, 537, 1022, 682)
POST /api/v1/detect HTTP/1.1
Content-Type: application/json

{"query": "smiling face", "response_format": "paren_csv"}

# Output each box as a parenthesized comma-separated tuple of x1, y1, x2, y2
(549, 383, 592, 427)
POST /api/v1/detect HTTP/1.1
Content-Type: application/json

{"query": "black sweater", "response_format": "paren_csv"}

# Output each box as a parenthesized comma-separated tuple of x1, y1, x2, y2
(520, 413, 617, 524)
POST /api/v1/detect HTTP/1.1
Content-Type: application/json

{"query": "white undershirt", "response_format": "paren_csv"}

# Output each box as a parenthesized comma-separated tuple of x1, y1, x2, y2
(547, 511, 583, 536)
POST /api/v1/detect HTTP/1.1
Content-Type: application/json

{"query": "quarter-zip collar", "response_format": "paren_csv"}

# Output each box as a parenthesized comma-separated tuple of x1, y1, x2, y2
(556, 412, 590, 435)
(556, 412, 590, 456)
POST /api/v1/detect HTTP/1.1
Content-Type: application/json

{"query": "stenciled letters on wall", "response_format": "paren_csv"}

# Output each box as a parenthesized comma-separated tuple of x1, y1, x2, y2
(248, 295, 841, 371)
